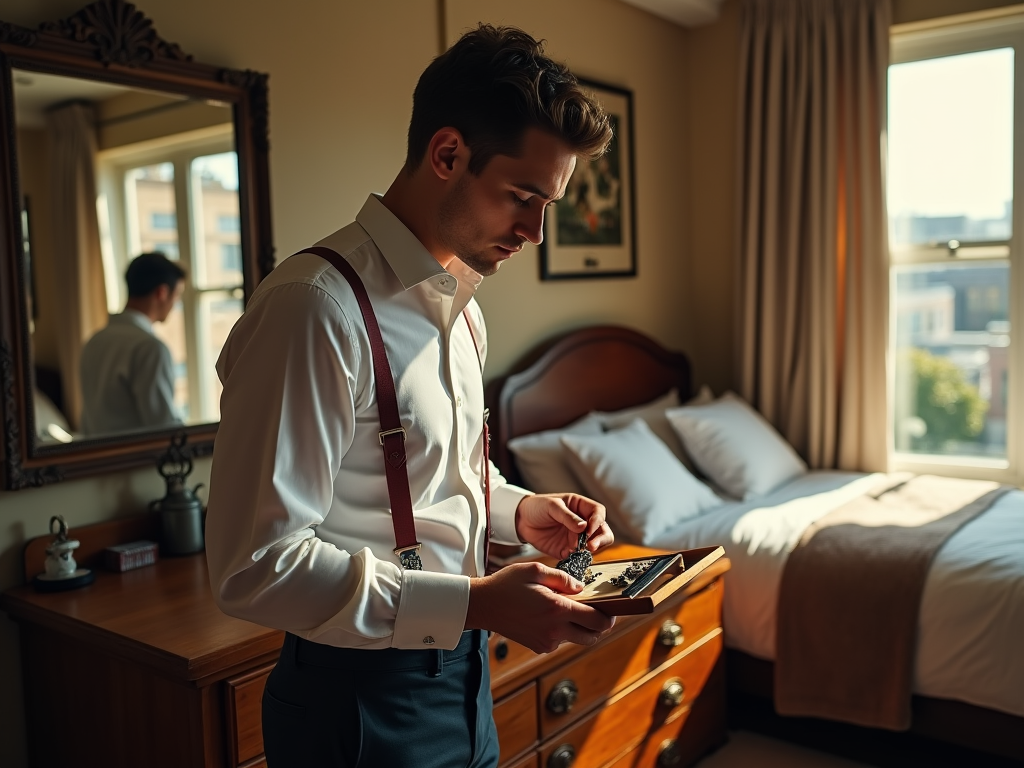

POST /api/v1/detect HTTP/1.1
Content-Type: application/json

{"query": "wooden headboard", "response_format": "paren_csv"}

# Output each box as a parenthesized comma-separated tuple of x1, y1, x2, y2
(486, 326, 692, 485)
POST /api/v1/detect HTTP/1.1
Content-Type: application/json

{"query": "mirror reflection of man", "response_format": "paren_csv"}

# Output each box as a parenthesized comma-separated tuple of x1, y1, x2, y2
(80, 251, 185, 435)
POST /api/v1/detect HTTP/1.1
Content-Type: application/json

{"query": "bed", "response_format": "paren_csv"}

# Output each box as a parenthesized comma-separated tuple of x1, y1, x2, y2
(486, 325, 1024, 764)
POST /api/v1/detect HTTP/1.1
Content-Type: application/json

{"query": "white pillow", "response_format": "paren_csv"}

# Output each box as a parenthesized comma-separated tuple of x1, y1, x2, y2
(560, 418, 722, 545)
(596, 386, 714, 474)
(666, 391, 807, 500)
(507, 412, 604, 494)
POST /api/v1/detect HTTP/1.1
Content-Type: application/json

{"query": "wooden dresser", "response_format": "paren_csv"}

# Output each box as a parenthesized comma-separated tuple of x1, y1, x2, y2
(2, 530, 729, 768)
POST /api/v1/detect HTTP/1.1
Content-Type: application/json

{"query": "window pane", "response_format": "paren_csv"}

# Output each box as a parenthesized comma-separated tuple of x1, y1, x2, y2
(150, 299, 190, 419)
(893, 263, 1008, 459)
(190, 152, 242, 289)
(126, 162, 178, 259)
(888, 49, 1013, 247)
(197, 291, 244, 421)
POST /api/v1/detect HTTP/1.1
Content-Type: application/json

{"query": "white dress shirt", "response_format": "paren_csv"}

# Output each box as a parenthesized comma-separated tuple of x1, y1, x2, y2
(79, 309, 181, 435)
(206, 194, 531, 651)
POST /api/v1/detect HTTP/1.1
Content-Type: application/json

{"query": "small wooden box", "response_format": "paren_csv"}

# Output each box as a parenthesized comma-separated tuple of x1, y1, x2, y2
(571, 546, 725, 616)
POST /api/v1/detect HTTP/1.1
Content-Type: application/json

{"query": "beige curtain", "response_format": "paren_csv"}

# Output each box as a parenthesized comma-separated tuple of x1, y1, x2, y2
(47, 102, 108, 430)
(737, 0, 890, 471)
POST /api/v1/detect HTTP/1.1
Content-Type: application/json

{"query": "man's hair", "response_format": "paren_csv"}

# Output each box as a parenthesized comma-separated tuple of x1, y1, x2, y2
(407, 24, 613, 174)
(125, 252, 186, 298)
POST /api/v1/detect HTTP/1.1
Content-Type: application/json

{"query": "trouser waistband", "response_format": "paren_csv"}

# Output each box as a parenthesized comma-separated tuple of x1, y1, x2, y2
(286, 629, 485, 676)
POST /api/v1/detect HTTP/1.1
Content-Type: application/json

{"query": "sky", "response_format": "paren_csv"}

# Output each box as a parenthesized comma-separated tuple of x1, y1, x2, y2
(888, 47, 1013, 221)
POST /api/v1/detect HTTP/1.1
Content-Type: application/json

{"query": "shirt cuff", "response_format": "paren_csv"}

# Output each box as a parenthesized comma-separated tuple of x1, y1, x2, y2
(393, 569, 470, 650)
(491, 482, 532, 545)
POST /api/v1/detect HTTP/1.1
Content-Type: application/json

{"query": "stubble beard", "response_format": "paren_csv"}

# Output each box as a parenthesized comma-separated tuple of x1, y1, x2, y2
(437, 176, 502, 277)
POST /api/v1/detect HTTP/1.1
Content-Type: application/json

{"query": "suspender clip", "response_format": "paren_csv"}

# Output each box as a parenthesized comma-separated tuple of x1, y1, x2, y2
(394, 543, 424, 571)
(379, 427, 407, 445)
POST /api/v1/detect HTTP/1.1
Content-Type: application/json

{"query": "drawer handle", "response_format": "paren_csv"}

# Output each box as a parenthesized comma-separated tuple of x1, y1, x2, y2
(659, 678, 685, 708)
(658, 620, 684, 648)
(657, 738, 683, 768)
(546, 679, 579, 714)
(548, 744, 576, 768)
(494, 638, 509, 661)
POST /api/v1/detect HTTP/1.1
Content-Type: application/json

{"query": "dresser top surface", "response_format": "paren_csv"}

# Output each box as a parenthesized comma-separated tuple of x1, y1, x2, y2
(1, 554, 282, 682)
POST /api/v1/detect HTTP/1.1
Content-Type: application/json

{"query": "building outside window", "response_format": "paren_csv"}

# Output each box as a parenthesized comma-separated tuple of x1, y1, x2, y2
(889, 16, 1022, 483)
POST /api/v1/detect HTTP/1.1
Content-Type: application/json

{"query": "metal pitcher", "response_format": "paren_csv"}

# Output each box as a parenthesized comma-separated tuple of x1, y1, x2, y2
(151, 434, 205, 555)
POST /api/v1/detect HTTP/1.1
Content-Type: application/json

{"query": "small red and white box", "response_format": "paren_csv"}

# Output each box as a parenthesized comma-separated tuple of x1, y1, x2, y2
(104, 540, 159, 572)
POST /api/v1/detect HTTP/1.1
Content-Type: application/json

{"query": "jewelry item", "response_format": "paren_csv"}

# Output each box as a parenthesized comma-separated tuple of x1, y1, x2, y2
(555, 532, 593, 581)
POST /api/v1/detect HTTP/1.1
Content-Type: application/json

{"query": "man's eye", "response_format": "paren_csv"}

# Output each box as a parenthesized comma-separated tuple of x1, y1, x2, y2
(512, 194, 531, 208)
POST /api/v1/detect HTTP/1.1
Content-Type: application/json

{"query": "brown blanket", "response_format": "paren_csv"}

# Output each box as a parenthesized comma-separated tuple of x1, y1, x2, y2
(775, 473, 1010, 730)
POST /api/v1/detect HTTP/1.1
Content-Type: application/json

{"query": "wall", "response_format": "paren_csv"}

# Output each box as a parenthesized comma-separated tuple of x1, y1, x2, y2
(0, 1, 689, 765)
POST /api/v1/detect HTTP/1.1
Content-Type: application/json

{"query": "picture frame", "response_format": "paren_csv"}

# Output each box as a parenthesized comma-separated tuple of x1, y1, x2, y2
(540, 78, 637, 280)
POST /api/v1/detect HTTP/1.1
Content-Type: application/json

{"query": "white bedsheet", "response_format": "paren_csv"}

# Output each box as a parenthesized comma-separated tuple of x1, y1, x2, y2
(648, 471, 1024, 717)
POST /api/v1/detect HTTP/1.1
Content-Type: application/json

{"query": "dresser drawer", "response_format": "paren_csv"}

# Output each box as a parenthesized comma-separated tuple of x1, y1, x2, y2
(495, 682, 538, 766)
(491, 632, 543, 689)
(225, 664, 272, 766)
(538, 583, 722, 738)
(538, 630, 723, 768)
(606, 656, 727, 768)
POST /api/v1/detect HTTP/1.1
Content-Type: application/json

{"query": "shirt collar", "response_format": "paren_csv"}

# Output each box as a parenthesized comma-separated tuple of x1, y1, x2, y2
(355, 194, 484, 293)
(116, 309, 154, 333)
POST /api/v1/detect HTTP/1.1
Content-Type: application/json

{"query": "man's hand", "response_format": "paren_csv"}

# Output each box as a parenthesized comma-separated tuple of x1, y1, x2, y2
(465, 562, 615, 653)
(515, 493, 614, 560)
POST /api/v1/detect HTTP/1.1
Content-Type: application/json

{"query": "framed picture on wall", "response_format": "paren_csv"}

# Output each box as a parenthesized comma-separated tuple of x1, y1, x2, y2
(540, 78, 636, 280)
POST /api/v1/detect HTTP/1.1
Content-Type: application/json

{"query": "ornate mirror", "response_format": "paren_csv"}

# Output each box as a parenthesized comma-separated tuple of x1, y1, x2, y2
(0, 0, 274, 489)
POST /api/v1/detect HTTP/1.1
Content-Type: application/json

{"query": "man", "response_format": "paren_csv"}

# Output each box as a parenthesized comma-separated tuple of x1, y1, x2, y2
(80, 251, 184, 435)
(206, 24, 615, 768)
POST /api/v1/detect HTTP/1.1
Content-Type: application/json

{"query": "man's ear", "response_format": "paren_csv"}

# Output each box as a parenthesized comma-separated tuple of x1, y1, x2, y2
(154, 284, 170, 302)
(427, 127, 470, 181)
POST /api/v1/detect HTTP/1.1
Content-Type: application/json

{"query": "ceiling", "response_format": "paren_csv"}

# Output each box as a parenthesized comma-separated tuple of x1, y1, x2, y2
(619, 0, 725, 27)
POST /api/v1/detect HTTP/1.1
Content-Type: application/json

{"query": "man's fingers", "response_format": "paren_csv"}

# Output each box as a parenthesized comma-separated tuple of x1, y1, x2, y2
(560, 599, 615, 633)
(531, 564, 584, 594)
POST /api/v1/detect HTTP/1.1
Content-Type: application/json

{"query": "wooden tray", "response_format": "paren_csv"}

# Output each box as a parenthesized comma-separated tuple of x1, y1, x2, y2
(570, 545, 725, 616)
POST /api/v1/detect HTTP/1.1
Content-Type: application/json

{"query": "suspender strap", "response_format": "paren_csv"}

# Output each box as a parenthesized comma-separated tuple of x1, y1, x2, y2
(300, 246, 422, 569)
(299, 246, 492, 573)
(460, 311, 492, 569)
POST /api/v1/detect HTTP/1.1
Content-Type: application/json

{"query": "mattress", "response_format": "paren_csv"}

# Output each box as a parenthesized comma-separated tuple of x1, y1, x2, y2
(648, 471, 1024, 717)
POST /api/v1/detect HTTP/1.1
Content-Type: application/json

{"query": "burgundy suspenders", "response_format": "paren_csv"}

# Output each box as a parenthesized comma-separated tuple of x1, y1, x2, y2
(300, 246, 492, 572)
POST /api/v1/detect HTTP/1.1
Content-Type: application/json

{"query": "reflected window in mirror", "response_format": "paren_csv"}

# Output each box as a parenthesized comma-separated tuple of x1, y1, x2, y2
(14, 69, 242, 446)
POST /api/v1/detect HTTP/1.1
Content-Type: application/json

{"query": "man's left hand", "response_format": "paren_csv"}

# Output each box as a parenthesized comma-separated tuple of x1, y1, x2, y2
(515, 493, 614, 560)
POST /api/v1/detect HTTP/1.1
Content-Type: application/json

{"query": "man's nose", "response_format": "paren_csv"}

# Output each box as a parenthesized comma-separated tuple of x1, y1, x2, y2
(515, 206, 546, 245)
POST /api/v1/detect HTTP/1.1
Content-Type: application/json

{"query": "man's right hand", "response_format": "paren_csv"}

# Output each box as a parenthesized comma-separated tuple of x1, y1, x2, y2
(464, 562, 615, 654)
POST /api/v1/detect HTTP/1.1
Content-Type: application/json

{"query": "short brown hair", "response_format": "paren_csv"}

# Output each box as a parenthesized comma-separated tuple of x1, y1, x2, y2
(406, 24, 612, 174)
(126, 252, 186, 298)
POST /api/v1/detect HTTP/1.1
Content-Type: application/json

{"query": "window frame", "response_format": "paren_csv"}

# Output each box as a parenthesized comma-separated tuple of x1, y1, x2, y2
(96, 125, 243, 424)
(889, 15, 1024, 484)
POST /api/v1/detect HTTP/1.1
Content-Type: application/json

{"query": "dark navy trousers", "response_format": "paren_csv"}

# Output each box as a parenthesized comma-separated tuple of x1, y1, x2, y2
(262, 630, 499, 768)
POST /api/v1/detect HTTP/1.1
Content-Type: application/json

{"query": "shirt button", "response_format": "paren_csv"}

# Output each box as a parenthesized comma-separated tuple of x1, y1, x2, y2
(438, 278, 448, 287)
(422, 636, 435, 645)
(456, 396, 463, 408)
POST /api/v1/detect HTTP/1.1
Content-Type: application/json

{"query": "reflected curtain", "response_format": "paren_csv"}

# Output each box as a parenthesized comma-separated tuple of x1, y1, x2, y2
(737, 0, 890, 471)
(47, 102, 108, 430)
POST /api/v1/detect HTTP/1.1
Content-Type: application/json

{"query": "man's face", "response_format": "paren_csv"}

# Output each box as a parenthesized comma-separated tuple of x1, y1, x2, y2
(437, 127, 577, 276)
(156, 280, 184, 323)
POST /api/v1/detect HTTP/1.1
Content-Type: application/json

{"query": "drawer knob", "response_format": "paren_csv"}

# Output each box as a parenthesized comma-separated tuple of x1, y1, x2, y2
(494, 639, 509, 661)
(548, 744, 576, 768)
(659, 678, 685, 708)
(546, 679, 579, 714)
(657, 739, 683, 768)
(658, 620, 684, 647)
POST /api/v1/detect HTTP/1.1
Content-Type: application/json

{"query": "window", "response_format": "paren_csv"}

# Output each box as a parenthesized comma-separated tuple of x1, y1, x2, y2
(97, 134, 244, 424)
(217, 214, 240, 233)
(151, 212, 177, 230)
(889, 17, 1022, 482)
